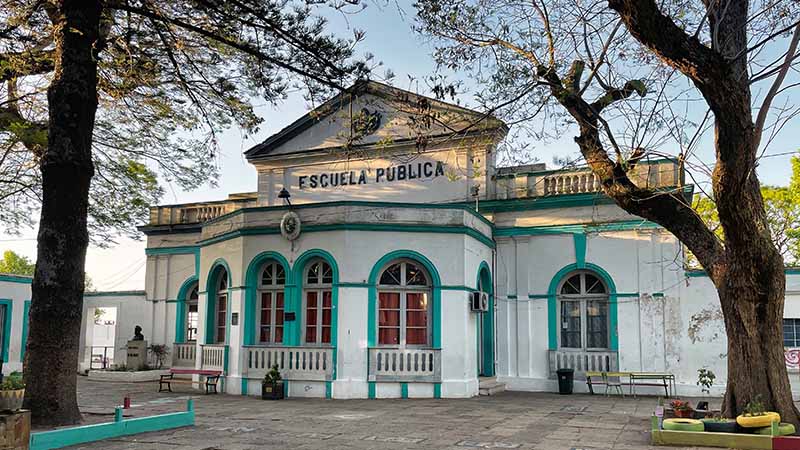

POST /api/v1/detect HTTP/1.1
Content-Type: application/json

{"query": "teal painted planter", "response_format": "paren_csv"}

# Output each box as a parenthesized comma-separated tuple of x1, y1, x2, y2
(30, 399, 195, 450)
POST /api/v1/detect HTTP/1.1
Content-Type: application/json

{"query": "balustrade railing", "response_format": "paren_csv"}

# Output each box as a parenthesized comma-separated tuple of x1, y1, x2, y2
(368, 347, 441, 382)
(200, 344, 227, 372)
(172, 342, 197, 369)
(548, 349, 618, 377)
(243, 346, 333, 381)
(542, 171, 601, 196)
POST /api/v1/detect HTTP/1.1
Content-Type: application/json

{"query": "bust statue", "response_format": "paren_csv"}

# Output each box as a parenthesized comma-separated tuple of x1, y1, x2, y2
(132, 325, 144, 341)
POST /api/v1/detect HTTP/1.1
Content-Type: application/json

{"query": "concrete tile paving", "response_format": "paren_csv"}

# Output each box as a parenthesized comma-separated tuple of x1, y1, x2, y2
(61, 377, 728, 450)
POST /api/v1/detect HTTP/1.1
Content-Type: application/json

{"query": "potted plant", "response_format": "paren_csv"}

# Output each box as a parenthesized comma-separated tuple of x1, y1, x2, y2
(695, 368, 715, 413)
(0, 372, 25, 412)
(736, 395, 780, 428)
(261, 364, 284, 400)
(670, 399, 694, 418)
(148, 344, 170, 370)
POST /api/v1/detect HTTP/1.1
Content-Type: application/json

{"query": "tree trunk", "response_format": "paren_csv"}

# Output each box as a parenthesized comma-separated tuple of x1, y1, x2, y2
(22, 0, 101, 426)
(719, 267, 797, 421)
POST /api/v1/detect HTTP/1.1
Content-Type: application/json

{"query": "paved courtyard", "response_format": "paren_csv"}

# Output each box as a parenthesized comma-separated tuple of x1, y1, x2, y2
(62, 377, 722, 450)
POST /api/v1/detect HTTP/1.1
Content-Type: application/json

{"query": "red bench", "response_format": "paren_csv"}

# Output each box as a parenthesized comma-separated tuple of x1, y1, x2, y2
(159, 369, 222, 394)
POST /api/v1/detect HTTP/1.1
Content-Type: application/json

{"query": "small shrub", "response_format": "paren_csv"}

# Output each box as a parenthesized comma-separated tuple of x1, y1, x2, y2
(263, 364, 282, 385)
(1, 372, 24, 390)
(697, 368, 716, 395)
(744, 394, 766, 416)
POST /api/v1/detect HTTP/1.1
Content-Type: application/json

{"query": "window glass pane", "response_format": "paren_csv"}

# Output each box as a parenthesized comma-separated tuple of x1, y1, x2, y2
(585, 274, 605, 294)
(322, 291, 332, 308)
(306, 292, 318, 325)
(587, 300, 608, 348)
(305, 326, 317, 343)
(276, 292, 284, 309)
(379, 327, 400, 345)
(380, 264, 401, 285)
(406, 310, 427, 327)
(379, 292, 400, 309)
(321, 326, 331, 344)
(379, 310, 400, 327)
(189, 285, 199, 301)
(218, 270, 228, 291)
(321, 262, 333, 284)
(406, 263, 427, 286)
(560, 300, 581, 348)
(407, 292, 428, 309)
(275, 265, 285, 285)
(561, 275, 580, 295)
(406, 327, 427, 345)
(260, 326, 271, 343)
(261, 264, 273, 286)
(784, 319, 799, 347)
(307, 263, 319, 284)
(275, 326, 283, 343)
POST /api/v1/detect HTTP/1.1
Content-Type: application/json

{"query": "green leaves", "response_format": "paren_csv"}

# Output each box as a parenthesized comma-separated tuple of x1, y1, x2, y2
(0, 250, 35, 276)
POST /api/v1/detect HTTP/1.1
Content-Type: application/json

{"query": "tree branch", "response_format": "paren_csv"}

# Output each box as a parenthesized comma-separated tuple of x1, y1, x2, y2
(0, 50, 55, 82)
(754, 22, 800, 148)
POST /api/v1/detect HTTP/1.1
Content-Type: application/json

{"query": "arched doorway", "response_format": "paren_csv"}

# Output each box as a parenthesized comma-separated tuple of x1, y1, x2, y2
(477, 262, 494, 376)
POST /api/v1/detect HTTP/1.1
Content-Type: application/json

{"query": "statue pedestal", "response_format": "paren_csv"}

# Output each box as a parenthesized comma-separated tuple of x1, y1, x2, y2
(126, 340, 148, 370)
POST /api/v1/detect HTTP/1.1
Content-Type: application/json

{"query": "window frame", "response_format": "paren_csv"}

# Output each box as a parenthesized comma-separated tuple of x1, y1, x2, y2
(214, 270, 228, 344)
(302, 259, 333, 346)
(376, 259, 432, 348)
(556, 270, 610, 351)
(185, 283, 199, 342)
(784, 318, 800, 347)
(257, 261, 286, 345)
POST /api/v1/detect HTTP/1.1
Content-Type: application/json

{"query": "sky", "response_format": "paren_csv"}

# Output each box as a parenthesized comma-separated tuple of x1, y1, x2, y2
(1, 1, 798, 291)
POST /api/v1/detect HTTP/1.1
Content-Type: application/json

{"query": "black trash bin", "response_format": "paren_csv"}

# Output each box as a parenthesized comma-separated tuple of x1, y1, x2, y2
(556, 368, 574, 394)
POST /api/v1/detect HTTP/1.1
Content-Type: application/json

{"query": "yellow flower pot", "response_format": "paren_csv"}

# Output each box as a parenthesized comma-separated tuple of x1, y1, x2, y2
(736, 412, 780, 428)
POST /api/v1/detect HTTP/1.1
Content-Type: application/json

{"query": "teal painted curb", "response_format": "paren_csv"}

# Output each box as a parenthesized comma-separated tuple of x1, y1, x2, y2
(401, 383, 409, 399)
(30, 400, 195, 450)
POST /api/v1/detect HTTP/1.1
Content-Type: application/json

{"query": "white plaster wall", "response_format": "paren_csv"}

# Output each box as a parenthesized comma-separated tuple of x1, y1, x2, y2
(0, 279, 31, 374)
(79, 292, 150, 372)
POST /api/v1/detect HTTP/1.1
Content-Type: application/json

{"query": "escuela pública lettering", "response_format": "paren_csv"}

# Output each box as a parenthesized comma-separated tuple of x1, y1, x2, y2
(298, 161, 446, 189)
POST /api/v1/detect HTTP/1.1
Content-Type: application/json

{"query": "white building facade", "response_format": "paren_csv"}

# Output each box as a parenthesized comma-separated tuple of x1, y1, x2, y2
(3, 81, 800, 399)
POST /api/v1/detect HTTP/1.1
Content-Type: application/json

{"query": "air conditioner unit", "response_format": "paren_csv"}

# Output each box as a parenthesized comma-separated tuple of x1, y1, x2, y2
(471, 291, 489, 312)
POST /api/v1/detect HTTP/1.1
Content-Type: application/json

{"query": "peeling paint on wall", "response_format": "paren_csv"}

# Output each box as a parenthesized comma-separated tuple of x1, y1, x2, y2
(688, 305, 725, 344)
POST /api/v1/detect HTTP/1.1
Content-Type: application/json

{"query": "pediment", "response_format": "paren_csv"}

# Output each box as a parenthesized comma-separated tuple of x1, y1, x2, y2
(244, 81, 506, 160)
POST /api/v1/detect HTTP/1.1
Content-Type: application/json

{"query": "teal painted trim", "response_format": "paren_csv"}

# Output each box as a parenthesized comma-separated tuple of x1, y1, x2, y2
(201, 199, 495, 230)
(338, 282, 370, 288)
(401, 383, 409, 399)
(21, 300, 30, 362)
(433, 383, 441, 399)
(495, 220, 661, 237)
(283, 380, 289, 397)
(507, 295, 517, 299)
(573, 234, 587, 269)
(30, 400, 195, 450)
(83, 290, 145, 297)
(0, 299, 12, 362)
(367, 250, 442, 348)
(546, 263, 618, 351)
(440, 285, 477, 292)
(290, 249, 339, 383)
(617, 292, 640, 298)
(243, 251, 292, 346)
(174, 276, 198, 344)
(477, 261, 494, 377)
(325, 381, 332, 399)
(682, 267, 800, 277)
(205, 259, 232, 345)
(241, 378, 248, 395)
(198, 223, 495, 250)
(652, 293, 665, 298)
(368, 381, 376, 399)
(478, 185, 694, 213)
(685, 270, 708, 277)
(146, 246, 200, 277)
(0, 274, 32, 284)
(528, 294, 549, 299)
(145, 246, 198, 256)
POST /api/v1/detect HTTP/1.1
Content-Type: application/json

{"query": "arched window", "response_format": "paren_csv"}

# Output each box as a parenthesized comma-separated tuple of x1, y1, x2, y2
(258, 261, 286, 344)
(186, 284, 199, 342)
(377, 259, 431, 347)
(303, 260, 333, 345)
(558, 271, 608, 350)
(215, 269, 228, 344)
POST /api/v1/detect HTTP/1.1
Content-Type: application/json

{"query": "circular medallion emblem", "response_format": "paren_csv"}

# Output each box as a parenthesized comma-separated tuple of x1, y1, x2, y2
(280, 211, 301, 241)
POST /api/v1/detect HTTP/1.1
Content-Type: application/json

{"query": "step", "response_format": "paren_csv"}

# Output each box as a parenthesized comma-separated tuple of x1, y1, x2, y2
(479, 383, 506, 396)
